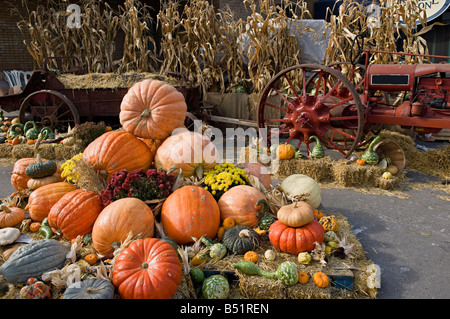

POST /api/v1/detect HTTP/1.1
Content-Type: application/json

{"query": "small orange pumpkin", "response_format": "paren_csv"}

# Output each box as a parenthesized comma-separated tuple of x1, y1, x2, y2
(84, 253, 98, 266)
(29, 222, 41, 232)
(313, 272, 330, 288)
(356, 158, 365, 166)
(244, 251, 258, 263)
(298, 272, 309, 284)
(222, 217, 236, 230)
(313, 209, 325, 220)
(276, 144, 295, 159)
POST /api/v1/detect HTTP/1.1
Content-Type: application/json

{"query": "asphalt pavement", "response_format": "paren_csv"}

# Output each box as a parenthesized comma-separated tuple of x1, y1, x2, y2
(0, 137, 448, 299)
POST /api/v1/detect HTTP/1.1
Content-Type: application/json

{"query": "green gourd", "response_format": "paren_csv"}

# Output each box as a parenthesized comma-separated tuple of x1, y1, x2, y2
(25, 154, 58, 178)
(234, 260, 299, 286)
(309, 136, 324, 158)
(189, 268, 205, 283)
(8, 123, 24, 138)
(38, 127, 55, 140)
(24, 121, 39, 140)
(222, 225, 259, 255)
(202, 275, 229, 299)
(39, 217, 53, 239)
(256, 198, 276, 231)
(200, 236, 227, 260)
(361, 135, 381, 165)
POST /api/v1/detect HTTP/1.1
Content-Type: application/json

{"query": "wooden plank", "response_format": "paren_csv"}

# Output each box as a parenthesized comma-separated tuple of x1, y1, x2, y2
(434, 128, 450, 141)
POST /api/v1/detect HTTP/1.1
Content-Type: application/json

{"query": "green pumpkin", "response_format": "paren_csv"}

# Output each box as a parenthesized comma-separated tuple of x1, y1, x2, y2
(8, 123, 24, 138)
(309, 135, 324, 159)
(222, 225, 259, 255)
(361, 135, 381, 165)
(256, 198, 276, 231)
(202, 275, 229, 299)
(25, 154, 58, 178)
(24, 121, 39, 140)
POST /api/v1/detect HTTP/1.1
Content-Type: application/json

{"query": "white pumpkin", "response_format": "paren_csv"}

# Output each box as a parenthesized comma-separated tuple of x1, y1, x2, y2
(280, 174, 321, 209)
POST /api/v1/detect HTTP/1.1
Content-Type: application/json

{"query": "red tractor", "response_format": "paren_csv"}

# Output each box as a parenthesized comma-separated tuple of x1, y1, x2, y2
(257, 38, 450, 157)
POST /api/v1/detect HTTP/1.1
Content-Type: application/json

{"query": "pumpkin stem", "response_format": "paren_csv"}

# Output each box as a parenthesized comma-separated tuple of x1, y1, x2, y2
(141, 262, 149, 269)
(140, 109, 151, 119)
(238, 229, 252, 238)
(194, 165, 204, 179)
(0, 205, 11, 213)
(36, 153, 42, 164)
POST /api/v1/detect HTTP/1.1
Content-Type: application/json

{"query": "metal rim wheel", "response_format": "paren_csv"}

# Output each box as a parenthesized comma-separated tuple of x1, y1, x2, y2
(257, 64, 365, 158)
(19, 90, 80, 134)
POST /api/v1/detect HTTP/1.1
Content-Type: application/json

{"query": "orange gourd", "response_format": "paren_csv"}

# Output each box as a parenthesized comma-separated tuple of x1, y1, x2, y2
(29, 222, 41, 232)
(268, 219, 325, 255)
(218, 185, 265, 228)
(276, 144, 295, 159)
(84, 253, 98, 266)
(112, 238, 182, 299)
(82, 131, 153, 182)
(154, 129, 219, 177)
(0, 205, 25, 228)
(313, 272, 330, 288)
(92, 197, 155, 256)
(119, 79, 187, 140)
(222, 217, 236, 230)
(244, 251, 258, 263)
(298, 272, 310, 284)
(27, 182, 77, 222)
(356, 158, 365, 166)
(161, 186, 220, 245)
(48, 189, 102, 240)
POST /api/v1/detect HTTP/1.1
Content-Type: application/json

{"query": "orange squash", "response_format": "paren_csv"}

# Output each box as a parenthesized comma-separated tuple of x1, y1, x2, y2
(217, 185, 265, 228)
(0, 205, 25, 228)
(27, 182, 77, 222)
(161, 186, 220, 245)
(276, 144, 295, 159)
(298, 272, 310, 284)
(119, 79, 187, 140)
(48, 189, 102, 240)
(313, 272, 330, 288)
(82, 131, 153, 182)
(92, 197, 155, 256)
(154, 129, 219, 177)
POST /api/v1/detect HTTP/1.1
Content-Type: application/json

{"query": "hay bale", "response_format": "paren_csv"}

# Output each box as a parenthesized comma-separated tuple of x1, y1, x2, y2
(35, 144, 56, 160)
(11, 144, 34, 159)
(273, 157, 334, 182)
(0, 144, 12, 158)
(375, 176, 400, 190)
(54, 144, 85, 161)
(332, 160, 384, 187)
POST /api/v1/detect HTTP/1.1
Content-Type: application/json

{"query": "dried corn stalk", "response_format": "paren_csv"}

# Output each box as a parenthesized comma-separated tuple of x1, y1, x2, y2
(324, 0, 438, 66)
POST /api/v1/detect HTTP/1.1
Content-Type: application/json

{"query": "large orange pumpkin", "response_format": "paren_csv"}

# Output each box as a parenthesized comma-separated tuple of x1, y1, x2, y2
(268, 220, 325, 255)
(119, 79, 187, 140)
(10, 157, 61, 192)
(82, 131, 152, 182)
(92, 198, 155, 256)
(154, 129, 219, 177)
(112, 238, 182, 299)
(161, 186, 220, 245)
(217, 185, 266, 228)
(48, 189, 102, 240)
(27, 182, 77, 222)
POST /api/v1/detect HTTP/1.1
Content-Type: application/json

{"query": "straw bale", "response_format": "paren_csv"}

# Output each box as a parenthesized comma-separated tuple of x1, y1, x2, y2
(35, 144, 56, 160)
(0, 144, 12, 158)
(11, 144, 34, 159)
(273, 157, 334, 182)
(54, 144, 85, 161)
(332, 160, 385, 187)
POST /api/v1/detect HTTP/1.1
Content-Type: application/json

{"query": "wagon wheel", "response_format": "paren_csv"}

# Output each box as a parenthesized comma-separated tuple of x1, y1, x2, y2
(19, 90, 80, 133)
(258, 64, 365, 158)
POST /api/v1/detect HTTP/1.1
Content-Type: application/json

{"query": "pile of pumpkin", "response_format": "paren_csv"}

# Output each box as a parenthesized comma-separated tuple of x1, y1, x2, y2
(0, 79, 354, 299)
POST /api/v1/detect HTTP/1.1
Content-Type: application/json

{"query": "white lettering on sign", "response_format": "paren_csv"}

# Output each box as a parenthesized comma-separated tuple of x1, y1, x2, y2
(67, 4, 81, 29)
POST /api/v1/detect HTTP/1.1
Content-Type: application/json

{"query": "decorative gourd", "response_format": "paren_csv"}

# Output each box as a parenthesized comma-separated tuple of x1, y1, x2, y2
(84, 253, 98, 265)
(62, 136, 76, 146)
(8, 123, 24, 138)
(234, 260, 299, 286)
(92, 197, 155, 256)
(25, 154, 57, 178)
(0, 239, 70, 284)
(276, 143, 295, 159)
(19, 280, 51, 299)
(276, 201, 314, 228)
(200, 236, 227, 260)
(361, 135, 381, 165)
(280, 174, 321, 209)
(255, 199, 276, 230)
(386, 165, 398, 175)
(29, 222, 41, 232)
(242, 162, 272, 190)
(323, 230, 338, 243)
(222, 225, 259, 255)
(0, 227, 20, 245)
(48, 189, 102, 240)
(112, 238, 182, 299)
(218, 185, 265, 228)
(244, 251, 258, 263)
(39, 217, 53, 239)
(161, 186, 220, 245)
(190, 251, 210, 266)
(264, 249, 276, 261)
(268, 220, 325, 255)
(154, 129, 219, 178)
(309, 136, 325, 158)
(189, 268, 205, 283)
(382, 171, 393, 179)
(298, 272, 310, 284)
(24, 121, 39, 140)
(0, 205, 25, 228)
(62, 278, 115, 299)
(82, 131, 153, 182)
(27, 174, 62, 190)
(313, 272, 330, 288)
(27, 182, 77, 222)
(119, 79, 187, 140)
(38, 127, 55, 140)
(356, 158, 365, 166)
(313, 209, 325, 220)
(202, 275, 230, 299)
(297, 252, 312, 265)
(319, 216, 339, 232)
(222, 217, 236, 230)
